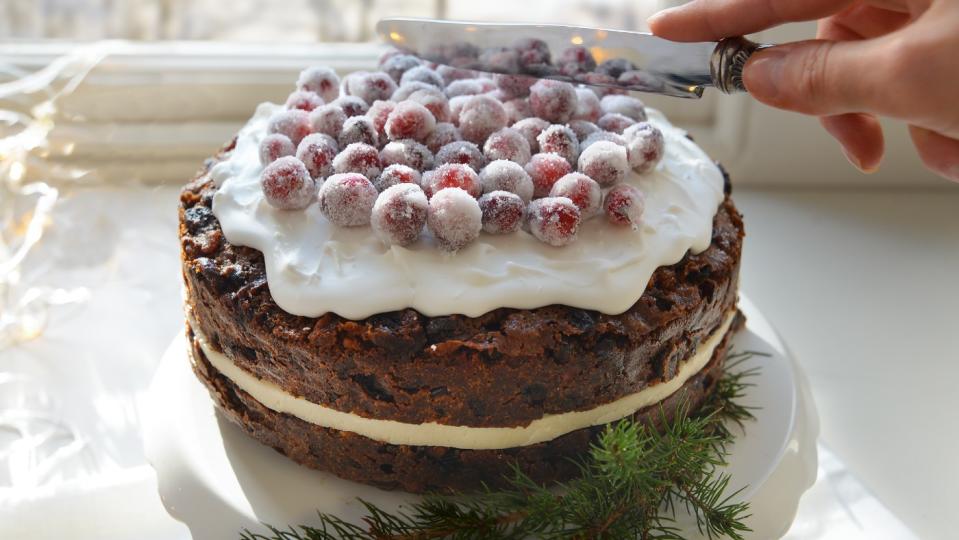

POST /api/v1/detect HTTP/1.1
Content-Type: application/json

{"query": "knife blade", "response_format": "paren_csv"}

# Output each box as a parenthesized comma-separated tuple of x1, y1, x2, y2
(376, 18, 765, 99)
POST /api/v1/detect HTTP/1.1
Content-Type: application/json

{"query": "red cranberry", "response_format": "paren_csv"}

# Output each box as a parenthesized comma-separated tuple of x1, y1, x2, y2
(309, 104, 346, 138)
(597, 113, 634, 134)
(374, 164, 421, 192)
(380, 139, 434, 171)
(377, 48, 404, 68)
(529, 80, 578, 123)
(527, 197, 581, 247)
(511, 117, 550, 154)
(495, 74, 536, 98)
(345, 72, 397, 106)
(407, 88, 451, 124)
(525, 153, 573, 198)
(436, 65, 476, 85)
(425, 123, 462, 154)
(483, 127, 531, 165)
(445, 79, 486, 98)
(332, 142, 382, 179)
(513, 38, 551, 70)
(536, 125, 580, 167)
(381, 54, 422, 83)
(385, 101, 436, 142)
(556, 46, 597, 77)
(504, 97, 532, 124)
(458, 95, 508, 144)
(391, 81, 436, 102)
(422, 163, 481, 199)
(550, 173, 602, 217)
(366, 100, 396, 142)
(600, 95, 647, 122)
(479, 47, 521, 74)
(259, 133, 295, 166)
(479, 160, 534, 203)
(448, 95, 470, 127)
(427, 187, 482, 251)
(332, 96, 369, 117)
(371, 183, 429, 246)
(568, 120, 600, 143)
(478, 190, 526, 234)
(296, 66, 340, 103)
(604, 184, 645, 227)
(400, 66, 444, 88)
(338, 115, 379, 148)
(577, 140, 629, 187)
(582, 130, 626, 151)
(572, 88, 602, 123)
(295, 133, 338, 180)
(260, 156, 316, 210)
(434, 141, 487, 172)
(318, 173, 378, 227)
(267, 109, 311, 146)
(623, 122, 665, 174)
(285, 90, 324, 112)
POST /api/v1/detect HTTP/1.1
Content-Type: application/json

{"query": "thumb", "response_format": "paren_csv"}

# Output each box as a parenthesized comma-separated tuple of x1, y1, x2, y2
(742, 40, 881, 116)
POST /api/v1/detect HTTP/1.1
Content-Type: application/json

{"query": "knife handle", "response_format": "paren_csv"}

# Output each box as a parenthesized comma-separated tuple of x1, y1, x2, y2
(710, 37, 773, 94)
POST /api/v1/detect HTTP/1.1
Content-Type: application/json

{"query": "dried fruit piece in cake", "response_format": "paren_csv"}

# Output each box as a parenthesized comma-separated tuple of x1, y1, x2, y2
(604, 183, 645, 227)
(549, 173, 602, 217)
(374, 164, 421, 192)
(371, 183, 429, 246)
(385, 101, 436, 142)
(479, 159, 534, 203)
(332, 142, 382, 179)
(434, 141, 487, 172)
(338, 116, 379, 148)
(259, 133, 295, 166)
(623, 122, 665, 174)
(318, 173, 378, 227)
(260, 156, 316, 210)
(427, 187, 482, 251)
(332, 95, 369, 117)
(478, 190, 526, 234)
(572, 88, 602, 123)
(527, 196, 581, 247)
(529, 80, 578, 123)
(309, 104, 347, 138)
(296, 133, 338, 180)
(578, 140, 629, 187)
(458, 95, 508, 144)
(267, 109, 312, 146)
(296, 66, 340, 103)
(512, 117, 550, 154)
(483, 128, 532, 165)
(422, 163, 482, 199)
(525, 152, 573, 198)
(380, 139, 434, 171)
(285, 90, 324, 112)
(536, 125, 580, 167)
(400, 66, 444, 89)
(425, 123, 462, 154)
(597, 113, 634, 135)
(600, 95, 648, 122)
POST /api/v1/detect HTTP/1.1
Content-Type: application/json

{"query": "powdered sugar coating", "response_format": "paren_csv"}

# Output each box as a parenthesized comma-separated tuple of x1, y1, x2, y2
(366, 100, 396, 141)
(577, 140, 629, 187)
(495, 74, 536, 98)
(332, 143, 382, 179)
(478, 191, 526, 234)
(581, 130, 627, 150)
(568, 120, 600, 143)
(285, 90, 324, 112)
(527, 197, 581, 247)
(295, 133, 338, 180)
(511, 117, 550, 153)
(597, 113, 634, 135)
(425, 123, 462, 154)
(529, 80, 578, 123)
(445, 79, 486, 98)
(600, 95, 648, 122)
(260, 156, 316, 210)
(427, 187, 482, 251)
(549, 173, 602, 218)
(318, 173, 378, 227)
(458, 95, 508, 144)
(422, 163, 481, 199)
(332, 96, 369, 117)
(448, 95, 471, 127)
(436, 65, 476, 85)
(572, 88, 602, 123)
(623, 122, 665, 174)
(371, 183, 429, 246)
(503, 98, 532, 124)
(267, 109, 311, 146)
(385, 101, 436, 142)
(525, 152, 573, 198)
(434, 140, 487, 172)
(374, 164, 421, 192)
(604, 183, 645, 227)
(380, 54, 422, 83)
(338, 115, 379, 148)
(536, 124, 580, 167)
(483, 127, 532, 165)
(407, 88, 451, 124)
(345, 72, 397, 108)
(296, 66, 340, 103)
(479, 159, 534, 203)
(392, 81, 437, 102)
(309, 104, 347, 138)
(400, 66, 444, 89)
(379, 139, 434, 171)
(259, 133, 295, 166)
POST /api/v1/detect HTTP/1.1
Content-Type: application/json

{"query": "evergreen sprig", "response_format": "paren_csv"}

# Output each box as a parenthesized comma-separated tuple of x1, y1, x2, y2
(241, 349, 765, 540)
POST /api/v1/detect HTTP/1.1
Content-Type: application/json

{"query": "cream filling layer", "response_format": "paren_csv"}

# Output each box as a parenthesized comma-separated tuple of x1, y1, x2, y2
(192, 311, 735, 450)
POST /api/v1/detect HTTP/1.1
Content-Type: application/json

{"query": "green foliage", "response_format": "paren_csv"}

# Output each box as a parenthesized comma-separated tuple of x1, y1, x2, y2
(240, 350, 765, 540)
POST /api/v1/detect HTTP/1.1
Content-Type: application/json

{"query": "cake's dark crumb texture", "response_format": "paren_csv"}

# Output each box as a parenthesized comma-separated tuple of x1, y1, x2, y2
(188, 313, 742, 494)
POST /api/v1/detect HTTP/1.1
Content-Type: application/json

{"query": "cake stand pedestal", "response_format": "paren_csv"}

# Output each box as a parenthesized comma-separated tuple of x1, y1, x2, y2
(143, 296, 818, 539)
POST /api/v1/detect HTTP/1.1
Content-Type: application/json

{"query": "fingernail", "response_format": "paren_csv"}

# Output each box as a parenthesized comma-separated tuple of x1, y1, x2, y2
(841, 146, 878, 174)
(646, 7, 678, 28)
(743, 47, 787, 101)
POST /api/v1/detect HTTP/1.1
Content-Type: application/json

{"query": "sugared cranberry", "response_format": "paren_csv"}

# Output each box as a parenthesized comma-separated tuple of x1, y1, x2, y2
(309, 104, 347, 138)
(371, 183, 429, 246)
(513, 38, 551, 70)
(549, 172, 602, 217)
(527, 197, 581, 247)
(296, 133, 338, 180)
(391, 81, 437, 102)
(378, 48, 404, 68)
(296, 66, 339, 103)
(407, 88, 451, 124)
(445, 79, 486, 98)
(267, 109, 311, 146)
(483, 127, 531, 165)
(434, 141, 487, 171)
(285, 90, 324, 112)
(529, 80, 578, 124)
(374, 164, 421, 192)
(572, 88, 602, 123)
(596, 58, 636, 79)
(525, 152, 573, 198)
(577, 140, 629, 187)
(400, 66, 444, 88)
(495, 74, 536, 98)
(600, 95, 647, 122)
(511, 117, 550, 153)
(259, 133, 295, 166)
(332, 96, 369, 117)
(479, 160, 534, 203)
(427, 187, 482, 251)
(597, 113, 634, 134)
(385, 101, 436, 142)
(425, 123, 462, 154)
(366, 99, 396, 142)
(380, 54, 422, 83)
(623, 122, 665, 174)
(458, 95, 508, 144)
(568, 120, 600, 143)
(478, 191, 526, 234)
(338, 115, 379, 148)
(436, 65, 476, 85)
(604, 184, 645, 227)
(380, 139, 434, 171)
(582, 130, 626, 151)
(332, 142, 382, 179)
(536, 125, 580, 167)
(618, 70, 666, 93)
(479, 47, 521, 74)
(556, 46, 597, 77)
(504, 98, 532, 124)
(422, 163, 481, 199)
(578, 72, 622, 96)
(345, 72, 397, 106)
(260, 156, 316, 210)
(318, 173, 378, 227)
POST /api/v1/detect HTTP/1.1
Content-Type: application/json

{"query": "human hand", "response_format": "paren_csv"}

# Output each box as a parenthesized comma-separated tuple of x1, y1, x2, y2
(648, 0, 959, 182)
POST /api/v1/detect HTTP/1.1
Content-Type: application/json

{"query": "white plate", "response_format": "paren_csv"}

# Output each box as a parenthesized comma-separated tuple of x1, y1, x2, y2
(143, 296, 818, 539)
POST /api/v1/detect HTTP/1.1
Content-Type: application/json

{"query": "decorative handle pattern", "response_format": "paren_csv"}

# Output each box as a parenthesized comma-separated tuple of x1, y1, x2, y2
(710, 37, 772, 94)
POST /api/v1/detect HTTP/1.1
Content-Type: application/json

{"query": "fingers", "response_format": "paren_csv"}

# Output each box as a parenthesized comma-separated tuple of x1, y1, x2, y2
(820, 114, 885, 173)
(648, 0, 854, 42)
(909, 126, 959, 182)
(818, 4, 913, 40)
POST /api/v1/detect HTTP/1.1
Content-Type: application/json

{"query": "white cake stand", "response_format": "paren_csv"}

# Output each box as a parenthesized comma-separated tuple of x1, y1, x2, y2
(143, 296, 818, 539)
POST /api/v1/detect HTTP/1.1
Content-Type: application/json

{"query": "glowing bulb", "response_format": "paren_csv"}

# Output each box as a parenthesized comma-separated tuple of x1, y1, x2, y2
(571, 35, 584, 45)
(389, 31, 405, 43)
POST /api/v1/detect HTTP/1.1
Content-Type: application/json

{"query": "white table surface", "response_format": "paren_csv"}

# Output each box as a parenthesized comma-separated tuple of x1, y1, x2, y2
(1, 184, 956, 539)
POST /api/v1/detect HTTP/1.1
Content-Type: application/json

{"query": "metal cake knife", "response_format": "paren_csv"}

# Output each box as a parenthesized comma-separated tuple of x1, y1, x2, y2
(376, 18, 770, 99)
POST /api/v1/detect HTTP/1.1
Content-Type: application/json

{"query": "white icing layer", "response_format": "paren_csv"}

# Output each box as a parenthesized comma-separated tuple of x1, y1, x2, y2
(191, 311, 735, 450)
(211, 103, 724, 320)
